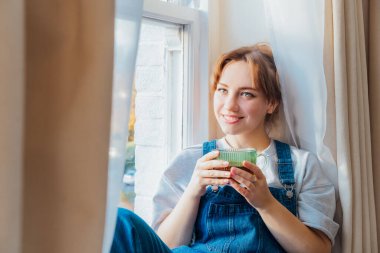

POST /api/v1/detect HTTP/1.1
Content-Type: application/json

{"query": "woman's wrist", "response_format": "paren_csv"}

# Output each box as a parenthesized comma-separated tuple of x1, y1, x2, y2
(183, 185, 203, 201)
(255, 195, 278, 215)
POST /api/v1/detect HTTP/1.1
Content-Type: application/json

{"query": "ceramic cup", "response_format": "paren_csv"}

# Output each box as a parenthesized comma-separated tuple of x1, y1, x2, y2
(216, 148, 268, 173)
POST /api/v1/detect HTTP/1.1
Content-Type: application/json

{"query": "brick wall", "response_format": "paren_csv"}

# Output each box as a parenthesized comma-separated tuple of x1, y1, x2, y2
(134, 23, 168, 224)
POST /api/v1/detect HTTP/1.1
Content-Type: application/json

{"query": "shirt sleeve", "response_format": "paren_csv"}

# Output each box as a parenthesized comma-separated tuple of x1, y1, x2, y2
(297, 152, 340, 245)
(151, 146, 201, 231)
(151, 174, 181, 231)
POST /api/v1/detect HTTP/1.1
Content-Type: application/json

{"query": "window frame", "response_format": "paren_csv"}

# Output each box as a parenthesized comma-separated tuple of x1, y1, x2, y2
(142, 0, 209, 148)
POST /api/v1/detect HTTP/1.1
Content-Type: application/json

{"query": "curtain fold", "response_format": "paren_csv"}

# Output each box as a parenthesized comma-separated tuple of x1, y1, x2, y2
(102, 0, 143, 252)
(22, 0, 115, 252)
(263, 0, 339, 208)
(325, 0, 378, 252)
(368, 0, 380, 248)
(0, 0, 24, 252)
(1, 0, 143, 251)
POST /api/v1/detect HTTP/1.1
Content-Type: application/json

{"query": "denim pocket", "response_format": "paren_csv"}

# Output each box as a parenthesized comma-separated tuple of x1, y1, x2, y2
(205, 203, 262, 252)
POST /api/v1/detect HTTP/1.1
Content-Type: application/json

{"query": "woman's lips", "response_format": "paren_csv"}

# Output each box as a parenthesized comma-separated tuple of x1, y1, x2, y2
(222, 115, 243, 124)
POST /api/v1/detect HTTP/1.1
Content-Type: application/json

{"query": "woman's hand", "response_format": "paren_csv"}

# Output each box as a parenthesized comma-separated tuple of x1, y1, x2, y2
(186, 150, 230, 198)
(229, 160, 275, 209)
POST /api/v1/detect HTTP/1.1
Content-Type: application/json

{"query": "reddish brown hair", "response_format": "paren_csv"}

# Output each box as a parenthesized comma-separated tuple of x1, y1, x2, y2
(211, 43, 282, 123)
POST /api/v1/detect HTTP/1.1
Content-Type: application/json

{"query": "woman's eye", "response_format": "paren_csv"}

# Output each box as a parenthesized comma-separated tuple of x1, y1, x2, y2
(217, 88, 228, 94)
(241, 92, 255, 98)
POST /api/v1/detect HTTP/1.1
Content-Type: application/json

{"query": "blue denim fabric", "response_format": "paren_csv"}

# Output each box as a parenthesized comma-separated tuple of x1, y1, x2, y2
(185, 185, 295, 253)
(111, 140, 296, 253)
(184, 140, 296, 253)
(111, 208, 171, 253)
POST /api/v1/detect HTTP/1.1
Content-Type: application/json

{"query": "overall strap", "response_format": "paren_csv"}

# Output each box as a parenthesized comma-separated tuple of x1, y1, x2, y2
(274, 140, 295, 186)
(202, 140, 217, 155)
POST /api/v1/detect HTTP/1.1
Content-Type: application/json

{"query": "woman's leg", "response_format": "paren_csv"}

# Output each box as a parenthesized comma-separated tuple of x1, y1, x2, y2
(111, 208, 172, 253)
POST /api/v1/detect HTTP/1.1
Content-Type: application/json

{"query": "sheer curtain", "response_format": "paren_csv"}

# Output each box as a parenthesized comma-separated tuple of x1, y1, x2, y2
(264, 0, 378, 252)
(1, 0, 142, 252)
(102, 0, 143, 252)
(263, 0, 338, 194)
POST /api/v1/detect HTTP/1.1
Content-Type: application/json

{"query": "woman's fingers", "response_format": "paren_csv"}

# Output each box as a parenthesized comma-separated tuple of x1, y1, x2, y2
(202, 178, 230, 186)
(198, 150, 220, 162)
(229, 179, 250, 195)
(196, 150, 229, 170)
(230, 166, 258, 183)
(197, 159, 229, 170)
(230, 170, 255, 189)
(241, 161, 265, 179)
(197, 169, 230, 178)
(228, 162, 273, 209)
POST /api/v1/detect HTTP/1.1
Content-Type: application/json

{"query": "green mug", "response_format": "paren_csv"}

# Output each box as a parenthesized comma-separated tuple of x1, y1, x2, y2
(216, 148, 268, 173)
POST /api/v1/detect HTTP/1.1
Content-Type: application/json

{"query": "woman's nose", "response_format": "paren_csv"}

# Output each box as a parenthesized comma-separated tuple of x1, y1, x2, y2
(223, 95, 239, 112)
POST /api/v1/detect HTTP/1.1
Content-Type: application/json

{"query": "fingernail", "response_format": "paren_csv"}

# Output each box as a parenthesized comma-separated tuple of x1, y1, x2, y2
(224, 172, 230, 177)
(223, 161, 229, 166)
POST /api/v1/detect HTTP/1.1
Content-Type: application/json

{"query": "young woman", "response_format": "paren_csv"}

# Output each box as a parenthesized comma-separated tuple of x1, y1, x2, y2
(112, 43, 339, 253)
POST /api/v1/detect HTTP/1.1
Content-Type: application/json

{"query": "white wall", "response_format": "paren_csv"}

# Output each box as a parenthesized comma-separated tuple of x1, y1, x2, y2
(209, 0, 270, 138)
(219, 0, 269, 52)
(209, 0, 269, 65)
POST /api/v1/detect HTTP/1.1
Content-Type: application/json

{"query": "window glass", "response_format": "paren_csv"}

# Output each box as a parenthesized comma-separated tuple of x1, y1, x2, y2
(120, 19, 184, 216)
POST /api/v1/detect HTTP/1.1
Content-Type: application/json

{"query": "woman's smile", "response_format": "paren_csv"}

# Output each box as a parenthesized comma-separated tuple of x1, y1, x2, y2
(222, 114, 244, 124)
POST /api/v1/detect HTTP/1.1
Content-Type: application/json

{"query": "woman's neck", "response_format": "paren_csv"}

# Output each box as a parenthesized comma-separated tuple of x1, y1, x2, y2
(224, 134, 271, 152)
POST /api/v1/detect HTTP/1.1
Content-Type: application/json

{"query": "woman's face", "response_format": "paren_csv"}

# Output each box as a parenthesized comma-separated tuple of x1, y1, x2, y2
(213, 60, 274, 137)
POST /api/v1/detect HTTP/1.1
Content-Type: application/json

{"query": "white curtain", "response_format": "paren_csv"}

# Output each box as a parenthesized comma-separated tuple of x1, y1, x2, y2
(263, 0, 340, 250)
(263, 0, 378, 252)
(102, 0, 143, 252)
(263, 0, 338, 192)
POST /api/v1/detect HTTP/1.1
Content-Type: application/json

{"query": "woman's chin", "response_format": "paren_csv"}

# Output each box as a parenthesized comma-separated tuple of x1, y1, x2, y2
(220, 127, 243, 136)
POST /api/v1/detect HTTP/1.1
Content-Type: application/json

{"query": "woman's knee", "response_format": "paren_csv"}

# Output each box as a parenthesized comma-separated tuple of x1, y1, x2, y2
(117, 208, 141, 227)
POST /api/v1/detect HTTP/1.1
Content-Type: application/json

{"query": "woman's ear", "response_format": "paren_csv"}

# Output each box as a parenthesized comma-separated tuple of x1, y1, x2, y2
(267, 101, 279, 114)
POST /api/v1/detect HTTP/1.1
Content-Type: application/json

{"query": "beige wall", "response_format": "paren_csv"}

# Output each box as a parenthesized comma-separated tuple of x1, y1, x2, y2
(0, 0, 24, 252)
(209, 0, 269, 139)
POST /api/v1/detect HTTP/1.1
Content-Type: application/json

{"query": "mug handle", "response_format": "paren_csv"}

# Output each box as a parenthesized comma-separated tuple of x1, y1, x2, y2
(257, 153, 268, 170)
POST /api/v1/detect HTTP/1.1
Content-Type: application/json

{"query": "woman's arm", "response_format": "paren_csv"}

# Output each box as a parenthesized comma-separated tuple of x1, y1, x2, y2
(157, 150, 230, 248)
(229, 161, 332, 253)
(257, 197, 331, 253)
(156, 190, 201, 248)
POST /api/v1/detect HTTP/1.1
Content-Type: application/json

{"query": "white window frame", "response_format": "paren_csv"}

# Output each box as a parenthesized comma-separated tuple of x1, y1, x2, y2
(143, 0, 209, 148)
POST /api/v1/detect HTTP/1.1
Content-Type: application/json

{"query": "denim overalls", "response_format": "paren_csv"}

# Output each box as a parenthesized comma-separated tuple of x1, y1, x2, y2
(111, 140, 297, 253)
(174, 140, 296, 253)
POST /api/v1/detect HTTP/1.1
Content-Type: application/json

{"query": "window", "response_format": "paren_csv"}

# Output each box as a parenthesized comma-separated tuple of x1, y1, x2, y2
(160, 0, 201, 9)
(117, 0, 208, 224)
(120, 18, 184, 217)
